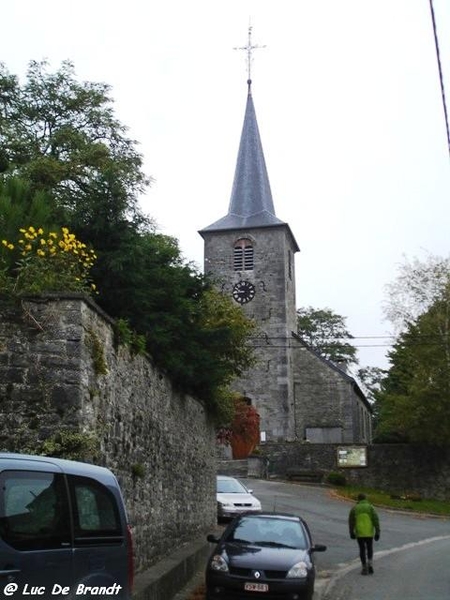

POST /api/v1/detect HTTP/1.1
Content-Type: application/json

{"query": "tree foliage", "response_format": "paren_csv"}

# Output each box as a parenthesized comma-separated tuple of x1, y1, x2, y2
(216, 394, 260, 457)
(383, 254, 450, 331)
(296, 306, 358, 365)
(0, 61, 255, 414)
(375, 255, 450, 445)
(0, 60, 149, 229)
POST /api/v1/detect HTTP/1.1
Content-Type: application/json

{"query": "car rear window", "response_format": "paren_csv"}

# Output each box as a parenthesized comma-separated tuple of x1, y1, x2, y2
(68, 475, 122, 544)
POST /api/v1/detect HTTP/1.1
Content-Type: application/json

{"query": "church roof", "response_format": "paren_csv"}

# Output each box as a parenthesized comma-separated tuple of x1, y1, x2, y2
(200, 87, 298, 247)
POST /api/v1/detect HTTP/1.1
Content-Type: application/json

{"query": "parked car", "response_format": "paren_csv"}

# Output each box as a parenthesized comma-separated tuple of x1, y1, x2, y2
(216, 475, 262, 521)
(0, 453, 133, 598)
(206, 511, 327, 600)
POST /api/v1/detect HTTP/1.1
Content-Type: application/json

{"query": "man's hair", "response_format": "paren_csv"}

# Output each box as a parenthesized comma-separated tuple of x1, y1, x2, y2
(357, 493, 366, 501)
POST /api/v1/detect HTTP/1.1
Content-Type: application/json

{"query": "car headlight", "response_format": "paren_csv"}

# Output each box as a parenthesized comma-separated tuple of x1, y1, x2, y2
(286, 561, 308, 578)
(209, 554, 229, 572)
(218, 500, 233, 508)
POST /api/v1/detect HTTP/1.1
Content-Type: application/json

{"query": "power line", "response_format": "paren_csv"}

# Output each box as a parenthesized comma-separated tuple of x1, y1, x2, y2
(429, 0, 450, 158)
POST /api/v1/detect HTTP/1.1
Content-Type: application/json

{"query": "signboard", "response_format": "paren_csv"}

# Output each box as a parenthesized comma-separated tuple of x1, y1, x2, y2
(336, 446, 367, 468)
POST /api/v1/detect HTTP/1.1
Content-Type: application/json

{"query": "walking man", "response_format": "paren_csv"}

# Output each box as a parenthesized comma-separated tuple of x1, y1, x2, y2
(348, 493, 380, 575)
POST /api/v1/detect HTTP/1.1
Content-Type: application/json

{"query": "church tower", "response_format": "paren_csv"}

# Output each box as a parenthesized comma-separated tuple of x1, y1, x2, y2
(199, 43, 300, 441)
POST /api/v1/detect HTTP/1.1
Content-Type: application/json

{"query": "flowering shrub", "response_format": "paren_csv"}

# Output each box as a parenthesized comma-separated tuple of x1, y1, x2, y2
(1, 226, 97, 295)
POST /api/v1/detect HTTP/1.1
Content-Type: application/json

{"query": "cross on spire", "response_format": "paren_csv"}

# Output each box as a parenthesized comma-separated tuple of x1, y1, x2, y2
(234, 25, 266, 92)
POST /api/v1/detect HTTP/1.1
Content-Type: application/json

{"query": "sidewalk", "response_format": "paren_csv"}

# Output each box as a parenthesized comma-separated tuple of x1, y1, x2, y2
(133, 537, 210, 600)
(171, 568, 205, 600)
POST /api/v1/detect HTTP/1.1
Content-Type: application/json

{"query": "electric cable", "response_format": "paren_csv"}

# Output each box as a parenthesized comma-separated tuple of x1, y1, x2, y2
(429, 0, 450, 158)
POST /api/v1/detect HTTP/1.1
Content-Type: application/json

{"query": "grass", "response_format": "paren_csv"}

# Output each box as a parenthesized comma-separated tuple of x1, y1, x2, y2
(334, 485, 450, 516)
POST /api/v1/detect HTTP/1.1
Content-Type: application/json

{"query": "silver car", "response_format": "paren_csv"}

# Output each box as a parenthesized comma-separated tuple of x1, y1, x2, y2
(216, 475, 262, 520)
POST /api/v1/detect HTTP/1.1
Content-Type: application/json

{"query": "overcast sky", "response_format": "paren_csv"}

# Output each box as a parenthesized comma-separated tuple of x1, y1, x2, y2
(2, 0, 450, 370)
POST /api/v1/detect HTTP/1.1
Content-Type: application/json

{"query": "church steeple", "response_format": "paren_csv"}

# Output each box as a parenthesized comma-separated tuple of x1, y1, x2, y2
(200, 26, 296, 234)
(202, 88, 285, 232)
(199, 28, 300, 441)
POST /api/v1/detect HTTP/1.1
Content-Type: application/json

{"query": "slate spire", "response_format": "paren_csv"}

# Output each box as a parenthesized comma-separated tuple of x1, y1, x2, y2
(200, 85, 285, 232)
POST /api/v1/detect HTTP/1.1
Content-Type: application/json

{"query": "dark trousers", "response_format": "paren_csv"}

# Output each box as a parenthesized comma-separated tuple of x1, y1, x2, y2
(357, 537, 373, 564)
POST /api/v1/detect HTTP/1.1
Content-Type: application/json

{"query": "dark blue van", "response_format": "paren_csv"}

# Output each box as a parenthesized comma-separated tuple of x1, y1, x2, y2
(0, 453, 133, 599)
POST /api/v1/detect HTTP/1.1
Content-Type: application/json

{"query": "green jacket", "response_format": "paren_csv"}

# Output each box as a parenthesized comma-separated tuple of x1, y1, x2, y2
(349, 499, 380, 538)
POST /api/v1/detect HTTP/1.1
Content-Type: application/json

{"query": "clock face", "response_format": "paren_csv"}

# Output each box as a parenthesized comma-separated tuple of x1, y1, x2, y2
(232, 280, 256, 304)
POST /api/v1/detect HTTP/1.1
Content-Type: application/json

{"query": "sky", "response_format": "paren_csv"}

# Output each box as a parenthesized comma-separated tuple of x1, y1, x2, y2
(2, 0, 450, 371)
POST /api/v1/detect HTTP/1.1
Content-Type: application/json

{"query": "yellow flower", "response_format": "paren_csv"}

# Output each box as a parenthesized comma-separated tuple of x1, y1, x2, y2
(49, 232, 57, 239)
(37, 249, 46, 257)
(1, 240, 7, 246)
(40, 238, 46, 246)
(37, 228, 44, 235)
(28, 226, 35, 233)
(7, 244, 14, 250)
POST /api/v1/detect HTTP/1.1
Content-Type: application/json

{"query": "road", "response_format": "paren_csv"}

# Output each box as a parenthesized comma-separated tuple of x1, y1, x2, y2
(241, 478, 450, 599)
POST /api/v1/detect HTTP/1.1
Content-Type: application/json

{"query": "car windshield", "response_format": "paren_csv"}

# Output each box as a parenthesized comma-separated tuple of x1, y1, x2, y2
(228, 516, 308, 550)
(217, 478, 248, 494)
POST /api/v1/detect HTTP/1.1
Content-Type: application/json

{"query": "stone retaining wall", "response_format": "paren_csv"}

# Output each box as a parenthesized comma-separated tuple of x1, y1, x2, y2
(259, 442, 450, 500)
(0, 295, 217, 573)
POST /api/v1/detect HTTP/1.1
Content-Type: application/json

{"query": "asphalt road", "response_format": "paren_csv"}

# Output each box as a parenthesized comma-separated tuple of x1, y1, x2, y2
(241, 478, 450, 599)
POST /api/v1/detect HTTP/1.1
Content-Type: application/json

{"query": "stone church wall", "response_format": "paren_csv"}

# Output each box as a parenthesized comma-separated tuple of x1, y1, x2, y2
(202, 226, 298, 441)
(292, 345, 371, 443)
(0, 295, 217, 573)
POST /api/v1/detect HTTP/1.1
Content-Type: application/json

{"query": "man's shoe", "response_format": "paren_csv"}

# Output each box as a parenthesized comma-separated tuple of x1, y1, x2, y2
(368, 565, 374, 574)
(361, 565, 368, 575)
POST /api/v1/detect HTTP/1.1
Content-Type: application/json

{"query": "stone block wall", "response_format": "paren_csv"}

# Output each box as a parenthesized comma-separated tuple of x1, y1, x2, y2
(259, 442, 450, 500)
(292, 346, 372, 443)
(202, 226, 298, 441)
(0, 295, 217, 573)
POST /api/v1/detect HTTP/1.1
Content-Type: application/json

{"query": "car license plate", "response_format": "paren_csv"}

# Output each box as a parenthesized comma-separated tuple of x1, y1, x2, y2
(244, 582, 269, 592)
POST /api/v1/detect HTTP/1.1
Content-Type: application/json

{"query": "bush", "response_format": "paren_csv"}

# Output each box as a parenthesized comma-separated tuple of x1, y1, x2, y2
(325, 471, 347, 486)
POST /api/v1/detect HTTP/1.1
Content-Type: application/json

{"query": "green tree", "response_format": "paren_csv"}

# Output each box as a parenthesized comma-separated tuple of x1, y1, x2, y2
(0, 60, 256, 414)
(0, 177, 57, 270)
(297, 306, 358, 365)
(0, 59, 150, 230)
(375, 255, 450, 445)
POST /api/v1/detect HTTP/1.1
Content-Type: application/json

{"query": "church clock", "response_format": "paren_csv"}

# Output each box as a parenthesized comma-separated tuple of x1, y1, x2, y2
(232, 280, 255, 304)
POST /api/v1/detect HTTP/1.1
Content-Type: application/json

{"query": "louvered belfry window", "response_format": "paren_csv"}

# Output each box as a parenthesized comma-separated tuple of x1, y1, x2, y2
(234, 239, 254, 271)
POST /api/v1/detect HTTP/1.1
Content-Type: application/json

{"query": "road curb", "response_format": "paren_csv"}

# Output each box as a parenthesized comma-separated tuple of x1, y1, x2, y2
(132, 536, 210, 600)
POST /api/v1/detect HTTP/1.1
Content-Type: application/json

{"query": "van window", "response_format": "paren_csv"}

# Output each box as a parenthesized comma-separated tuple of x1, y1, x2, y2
(69, 475, 122, 543)
(0, 471, 71, 551)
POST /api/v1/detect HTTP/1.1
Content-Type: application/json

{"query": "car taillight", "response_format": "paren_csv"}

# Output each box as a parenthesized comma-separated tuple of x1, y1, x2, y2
(127, 524, 134, 592)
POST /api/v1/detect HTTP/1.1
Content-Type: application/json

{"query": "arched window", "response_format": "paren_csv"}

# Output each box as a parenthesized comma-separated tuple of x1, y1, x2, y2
(234, 239, 254, 271)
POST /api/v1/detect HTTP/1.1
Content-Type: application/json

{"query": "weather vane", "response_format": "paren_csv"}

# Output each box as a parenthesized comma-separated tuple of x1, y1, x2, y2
(234, 25, 266, 91)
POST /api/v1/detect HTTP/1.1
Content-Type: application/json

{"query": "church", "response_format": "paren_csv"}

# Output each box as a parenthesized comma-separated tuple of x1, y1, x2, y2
(199, 41, 372, 445)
